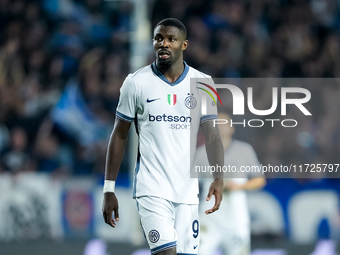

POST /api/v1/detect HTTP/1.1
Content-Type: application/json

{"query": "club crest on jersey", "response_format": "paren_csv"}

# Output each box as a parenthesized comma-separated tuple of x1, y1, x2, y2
(149, 229, 160, 243)
(185, 93, 197, 109)
(167, 94, 177, 106)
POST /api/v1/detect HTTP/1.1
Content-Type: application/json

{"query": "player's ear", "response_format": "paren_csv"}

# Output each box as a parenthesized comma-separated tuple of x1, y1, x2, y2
(182, 40, 188, 51)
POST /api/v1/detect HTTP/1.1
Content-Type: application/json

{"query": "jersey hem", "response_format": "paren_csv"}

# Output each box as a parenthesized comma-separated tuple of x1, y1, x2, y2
(151, 241, 177, 254)
(133, 194, 199, 205)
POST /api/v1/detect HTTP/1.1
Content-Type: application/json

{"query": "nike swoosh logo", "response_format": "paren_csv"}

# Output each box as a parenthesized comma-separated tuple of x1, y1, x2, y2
(146, 98, 160, 103)
(193, 245, 198, 249)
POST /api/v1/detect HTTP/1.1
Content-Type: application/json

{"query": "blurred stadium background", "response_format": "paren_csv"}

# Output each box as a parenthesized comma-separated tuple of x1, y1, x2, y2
(0, 0, 340, 254)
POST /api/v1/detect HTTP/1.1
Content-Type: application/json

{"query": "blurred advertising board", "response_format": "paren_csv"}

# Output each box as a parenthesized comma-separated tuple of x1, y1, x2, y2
(0, 173, 339, 243)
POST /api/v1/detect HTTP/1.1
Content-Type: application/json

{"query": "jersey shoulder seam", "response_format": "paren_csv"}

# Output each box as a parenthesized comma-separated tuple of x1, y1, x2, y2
(188, 66, 212, 79)
(132, 65, 151, 78)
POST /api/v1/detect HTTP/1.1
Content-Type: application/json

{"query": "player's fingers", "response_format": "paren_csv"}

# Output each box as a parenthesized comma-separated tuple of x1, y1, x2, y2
(205, 205, 218, 214)
(206, 187, 214, 201)
(205, 192, 222, 214)
(113, 207, 119, 222)
(215, 190, 222, 207)
(213, 192, 222, 211)
(108, 214, 116, 228)
(211, 200, 221, 212)
(103, 211, 116, 228)
(205, 203, 219, 215)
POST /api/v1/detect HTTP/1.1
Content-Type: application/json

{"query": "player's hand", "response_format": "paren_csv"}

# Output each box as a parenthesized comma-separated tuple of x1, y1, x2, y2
(205, 178, 223, 214)
(102, 192, 119, 228)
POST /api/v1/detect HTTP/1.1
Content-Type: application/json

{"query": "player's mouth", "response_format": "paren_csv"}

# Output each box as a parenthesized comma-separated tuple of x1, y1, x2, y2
(158, 50, 170, 59)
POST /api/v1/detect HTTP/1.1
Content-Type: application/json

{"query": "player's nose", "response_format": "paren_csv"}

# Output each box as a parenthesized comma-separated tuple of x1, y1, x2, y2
(159, 39, 169, 48)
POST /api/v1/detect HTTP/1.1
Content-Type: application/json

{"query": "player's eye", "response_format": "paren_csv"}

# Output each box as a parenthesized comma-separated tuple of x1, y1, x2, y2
(154, 36, 162, 42)
(169, 38, 176, 42)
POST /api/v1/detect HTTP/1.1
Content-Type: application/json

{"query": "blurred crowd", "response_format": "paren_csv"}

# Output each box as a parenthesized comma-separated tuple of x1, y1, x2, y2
(153, 0, 340, 78)
(0, 0, 339, 179)
(0, 0, 131, 177)
(153, 0, 340, 178)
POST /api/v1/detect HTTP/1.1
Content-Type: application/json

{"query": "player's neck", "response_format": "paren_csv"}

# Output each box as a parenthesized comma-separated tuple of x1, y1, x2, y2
(156, 59, 185, 83)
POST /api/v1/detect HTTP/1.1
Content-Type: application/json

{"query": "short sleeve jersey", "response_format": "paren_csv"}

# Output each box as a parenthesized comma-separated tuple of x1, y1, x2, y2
(116, 62, 217, 204)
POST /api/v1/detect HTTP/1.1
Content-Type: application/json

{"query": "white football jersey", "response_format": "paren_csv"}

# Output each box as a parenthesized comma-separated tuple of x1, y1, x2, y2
(197, 139, 261, 229)
(116, 62, 217, 204)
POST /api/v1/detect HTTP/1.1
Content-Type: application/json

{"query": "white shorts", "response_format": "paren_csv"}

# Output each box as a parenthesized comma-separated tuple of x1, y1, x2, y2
(136, 196, 199, 255)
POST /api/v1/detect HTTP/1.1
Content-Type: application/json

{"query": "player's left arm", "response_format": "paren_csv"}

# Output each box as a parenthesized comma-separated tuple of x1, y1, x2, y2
(200, 120, 224, 214)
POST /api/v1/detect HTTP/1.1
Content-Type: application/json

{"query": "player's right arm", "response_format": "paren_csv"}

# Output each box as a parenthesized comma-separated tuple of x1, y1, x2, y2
(102, 118, 131, 228)
(102, 74, 137, 228)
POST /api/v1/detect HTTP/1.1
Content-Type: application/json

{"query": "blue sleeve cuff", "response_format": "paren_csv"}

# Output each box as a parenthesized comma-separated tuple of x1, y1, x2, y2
(116, 111, 135, 123)
(200, 114, 217, 123)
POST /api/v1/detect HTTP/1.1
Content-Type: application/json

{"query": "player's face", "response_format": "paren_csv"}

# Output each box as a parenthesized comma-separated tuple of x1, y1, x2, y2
(153, 25, 188, 67)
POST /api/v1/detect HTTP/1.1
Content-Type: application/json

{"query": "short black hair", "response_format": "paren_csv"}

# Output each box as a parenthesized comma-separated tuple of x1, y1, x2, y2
(155, 18, 187, 39)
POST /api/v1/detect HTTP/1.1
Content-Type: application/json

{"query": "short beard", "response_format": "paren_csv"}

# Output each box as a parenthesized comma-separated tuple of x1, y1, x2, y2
(157, 59, 172, 69)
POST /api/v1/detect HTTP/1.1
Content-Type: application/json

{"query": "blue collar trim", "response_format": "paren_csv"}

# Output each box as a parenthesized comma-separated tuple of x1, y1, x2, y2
(151, 61, 189, 86)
